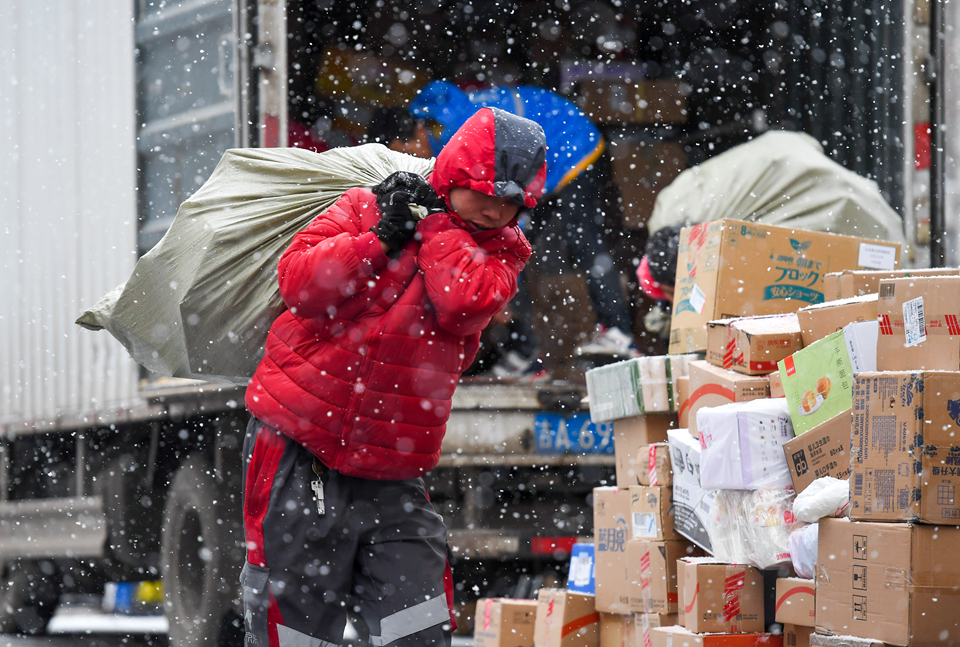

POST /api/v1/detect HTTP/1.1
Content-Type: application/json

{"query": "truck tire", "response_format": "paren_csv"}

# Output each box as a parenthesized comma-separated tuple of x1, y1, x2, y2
(0, 560, 60, 635)
(162, 455, 231, 647)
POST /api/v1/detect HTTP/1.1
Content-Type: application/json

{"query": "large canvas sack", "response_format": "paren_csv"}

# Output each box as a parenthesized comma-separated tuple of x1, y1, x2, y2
(77, 145, 434, 384)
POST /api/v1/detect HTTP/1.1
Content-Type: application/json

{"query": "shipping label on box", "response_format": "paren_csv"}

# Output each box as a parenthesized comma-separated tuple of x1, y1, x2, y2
(707, 315, 804, 375)
(781, 410, 851, 494)
(628, 486, 680, 541)
(668, 430, 714, 553)
(815, 518, 960, 647)
(587, 355, 697, 423)
(593, 487, 633, 614)
(796, 294, 878, 346)
(850, 371, 960, 523)
(686, 360, 770, 438)
(534, 589, 600, 647)
(669, 220, 901, 354)
(679, 559, 765, 634)
(638, 443, 672, 486)
(877, 276, 960, 371)
(628, 539, 697, 614)
(774, 578, 816, 625)
(475, 598, 539, 647)
(826, 268, 960, 300)
(567, 544, 596, 596)
(779, 330, 855, 435)
(614, 415, 677, 487)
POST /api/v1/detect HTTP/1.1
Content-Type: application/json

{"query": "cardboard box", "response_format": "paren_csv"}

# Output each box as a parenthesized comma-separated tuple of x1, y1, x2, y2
(669, 220, 901, 354)
(593, 487, 633, 614)
(668, 429, 714, 553)
(815, 518, 960, 646)
(796, 294, 878, 346)
(686, 360, 770, 438)
(850, 371, 960, 523)
(628, 539, 697, 614)
(577, 79, 687, 125)
(808, 634, 888, 647)
(768, 371, 784, 398)
(638, 443, 672, 487)
(707, 315, 804, 375)
(588, 356, 698, 423)
(782, 624, 814, 647)
(615, 415, 678, 487)
(650, 626, 784, 647)
(629, 486, 680, 541)
(876, 276, 960, 371)
(779, 321, 877, 436)
(634, 613, 678, 647)
(600, 613, 633, 647)
(823, 268, 960, 300)
(475, 598, 539, 647)
(781, 410, 851, 494)
(679, 559, 764, 634)
(534, 589, 600, 647)
(568, 543, 596, 596)
(677, 376, 691, 428)
(609, 139, 686, 229)
(774, 578, 816, 626)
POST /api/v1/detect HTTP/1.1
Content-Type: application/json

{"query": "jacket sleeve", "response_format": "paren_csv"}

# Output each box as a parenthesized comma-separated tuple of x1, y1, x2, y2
(416, 214, 531, 335)
(277, 189, 389, 319)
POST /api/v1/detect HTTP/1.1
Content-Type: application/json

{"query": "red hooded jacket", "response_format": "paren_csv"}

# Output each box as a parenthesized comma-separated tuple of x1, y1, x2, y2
(245, 108, 546, 479)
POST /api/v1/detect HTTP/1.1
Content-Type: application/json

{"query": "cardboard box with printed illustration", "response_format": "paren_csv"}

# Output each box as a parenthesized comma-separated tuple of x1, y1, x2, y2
(687, 360, 770, 438)
(876, 276, 960, 371)
(474, 598, 539, 647)
(706, 314, 804, 375)
(669, 220, 900, 354)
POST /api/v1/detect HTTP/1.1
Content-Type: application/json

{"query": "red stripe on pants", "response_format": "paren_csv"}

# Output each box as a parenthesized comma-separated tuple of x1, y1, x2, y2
(244, 424, 286, 567)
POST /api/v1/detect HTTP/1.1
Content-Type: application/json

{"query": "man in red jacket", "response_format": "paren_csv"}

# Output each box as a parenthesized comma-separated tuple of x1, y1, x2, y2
(241, 108, 545, 647)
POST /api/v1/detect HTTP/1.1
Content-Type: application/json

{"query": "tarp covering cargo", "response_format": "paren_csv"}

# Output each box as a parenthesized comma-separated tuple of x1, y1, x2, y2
(647, 131, 906, 246)
(77, 145, 434, 384)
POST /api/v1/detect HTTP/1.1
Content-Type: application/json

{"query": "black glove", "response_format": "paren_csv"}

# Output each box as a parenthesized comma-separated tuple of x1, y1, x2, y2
(371, 172, 446, 254)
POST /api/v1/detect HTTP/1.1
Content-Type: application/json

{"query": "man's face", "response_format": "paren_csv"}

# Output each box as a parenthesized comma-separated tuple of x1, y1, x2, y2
(388, 123, 433, 159)
(448, 188, 520, 230)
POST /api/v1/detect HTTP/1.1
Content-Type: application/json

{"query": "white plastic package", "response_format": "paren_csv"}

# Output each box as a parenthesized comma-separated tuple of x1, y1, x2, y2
(698, 398, 796, 490)
(586, 354, 697, 422)
(788, 523, 819, 579)
(705, 487, 805, 570)
(792, 476, 850, 522)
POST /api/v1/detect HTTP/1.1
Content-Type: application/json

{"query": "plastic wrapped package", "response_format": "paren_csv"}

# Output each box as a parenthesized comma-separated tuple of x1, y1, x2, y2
(705, 488, 805, 569)
(586, 354, 698, 422)
(792, 477, 850, 522)
(698, 398, 795, 489)
(788, 523, 818, 579)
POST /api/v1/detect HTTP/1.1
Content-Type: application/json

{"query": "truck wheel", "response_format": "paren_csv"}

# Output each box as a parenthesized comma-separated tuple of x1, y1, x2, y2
(0, 560, 60, 635)
(162, 455, 229, 647)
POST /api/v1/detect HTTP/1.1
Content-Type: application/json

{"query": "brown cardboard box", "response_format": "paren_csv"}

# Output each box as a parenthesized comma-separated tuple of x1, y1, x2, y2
(593, 487, 633, 614)
(628, 539, 698, 614)
(628, 486, 680, 541)
(677, 376, 691, 428)
(808, 634, 888, 647)
(876, 276, 960, 371)
(669, 220, 900, 354)
(850, 371, 960, 523)
(768, 371, 785, 398)
(815, 518, 960, 646)
(706, 315, 804, 375)
(823, 268, 959, 300)
(600, 613, 633, 647)
(609, 140, 686, 229)
(650, 626, 784, 647)
(615, 415, 677, 487)
(577, 80, 687, 125)
(686, 360, 770, 438)
(637, 443, 672, 487)
(634, 613, 678, 647)
(796, 295, 878, 346)
(781, 411, 852, 494)
(679, 559, 764, 634)
(475, 598, 539, 647)
(782, 625, 814, 647)
(774, 578, 815, 626)
(534, 589, 600, 647)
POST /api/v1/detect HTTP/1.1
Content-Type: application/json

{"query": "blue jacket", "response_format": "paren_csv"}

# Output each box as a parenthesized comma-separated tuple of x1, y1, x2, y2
(410, 81, 603, 195)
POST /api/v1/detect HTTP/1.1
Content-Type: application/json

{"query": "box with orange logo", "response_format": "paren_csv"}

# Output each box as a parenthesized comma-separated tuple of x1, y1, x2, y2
(650, 625, 784, 647)
(706, 315, 804, 375)
(678, 558, 764, 634)
(686, 360, 769, 438)
(474, 598, 539, 647)
(534, 589, 600, 647)
(774, 578, 815, 626)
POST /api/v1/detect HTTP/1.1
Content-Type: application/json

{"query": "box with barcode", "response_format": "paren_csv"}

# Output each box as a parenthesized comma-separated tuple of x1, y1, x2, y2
(669, 219, 901, 354)
(876, 276, 960, 371)
(628, 485, 681, 541)
(850, 371, 960, 523)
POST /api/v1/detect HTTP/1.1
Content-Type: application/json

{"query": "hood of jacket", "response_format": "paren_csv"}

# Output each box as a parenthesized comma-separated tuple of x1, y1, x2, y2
(428, 106, 547, 211)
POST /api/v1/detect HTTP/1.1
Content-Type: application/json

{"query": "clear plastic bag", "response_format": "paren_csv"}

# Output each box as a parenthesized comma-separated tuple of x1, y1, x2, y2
(706, 488, 806, 569)
(788, 523, 819, 579)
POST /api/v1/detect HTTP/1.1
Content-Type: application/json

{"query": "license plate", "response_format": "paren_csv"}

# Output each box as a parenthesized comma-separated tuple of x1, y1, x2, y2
(534, 413, 614, 454)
